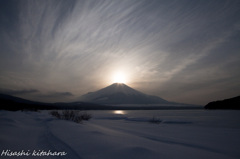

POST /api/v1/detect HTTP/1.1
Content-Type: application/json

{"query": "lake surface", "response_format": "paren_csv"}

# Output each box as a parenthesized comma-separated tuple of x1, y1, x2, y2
(89, 109, 240, 129)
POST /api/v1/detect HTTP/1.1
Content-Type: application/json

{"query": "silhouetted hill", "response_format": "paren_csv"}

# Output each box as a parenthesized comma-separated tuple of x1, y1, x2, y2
(0, 93, 56, 111)
(79, 83, 183, 105)
(205, 96, 240, 109)
(1, 83, 199, 110)
(0, 93, 202, 110)
(0, 93, 108, 111)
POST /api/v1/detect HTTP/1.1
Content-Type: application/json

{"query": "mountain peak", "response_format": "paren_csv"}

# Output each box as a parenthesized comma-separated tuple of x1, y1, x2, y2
(95, 82, 144, 96)
(110, 83, 126, 86)
(78, 83, 171, 105)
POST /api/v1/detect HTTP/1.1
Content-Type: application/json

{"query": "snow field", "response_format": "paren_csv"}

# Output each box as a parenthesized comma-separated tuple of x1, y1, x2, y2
(0, 110, 240, 159)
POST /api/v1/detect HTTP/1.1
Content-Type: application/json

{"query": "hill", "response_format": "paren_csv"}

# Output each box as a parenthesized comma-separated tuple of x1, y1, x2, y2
(0, 93, 106, 111)
(79, 83, 186, 106)
(205, 96, 240, 109)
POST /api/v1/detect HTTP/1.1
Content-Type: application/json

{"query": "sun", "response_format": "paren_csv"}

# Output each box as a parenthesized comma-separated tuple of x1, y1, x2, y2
(113, 110, 125, 114)
(113, 72, 126, 83)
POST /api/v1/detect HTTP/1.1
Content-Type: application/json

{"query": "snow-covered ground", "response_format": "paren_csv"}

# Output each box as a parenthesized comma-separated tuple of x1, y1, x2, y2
(1, 109, 240, 159)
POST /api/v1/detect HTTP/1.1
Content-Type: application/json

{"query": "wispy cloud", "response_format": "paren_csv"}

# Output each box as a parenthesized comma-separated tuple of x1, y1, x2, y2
(0, 0, 240, 104)
(39, 91, 74, 98)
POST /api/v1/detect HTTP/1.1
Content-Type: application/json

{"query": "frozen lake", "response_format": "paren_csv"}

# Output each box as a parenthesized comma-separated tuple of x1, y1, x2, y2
(0, 109, 240, 159)
(90, 109, 240, 128)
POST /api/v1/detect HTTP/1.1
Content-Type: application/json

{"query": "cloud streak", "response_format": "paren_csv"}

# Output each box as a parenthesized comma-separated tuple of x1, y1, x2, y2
(0, 0, 240, 104)
(38, 91, 74, 98)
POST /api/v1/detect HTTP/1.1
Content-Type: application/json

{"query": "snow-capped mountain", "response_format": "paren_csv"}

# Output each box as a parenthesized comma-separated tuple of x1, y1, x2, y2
(78, 83, 176, 105)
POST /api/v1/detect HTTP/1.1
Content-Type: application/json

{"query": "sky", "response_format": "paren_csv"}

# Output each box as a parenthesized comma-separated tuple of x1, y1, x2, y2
(0, 0, 240, 105)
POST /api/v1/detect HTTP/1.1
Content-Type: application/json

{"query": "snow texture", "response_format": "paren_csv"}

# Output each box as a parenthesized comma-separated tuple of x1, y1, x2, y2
(0, 110, 240, 159)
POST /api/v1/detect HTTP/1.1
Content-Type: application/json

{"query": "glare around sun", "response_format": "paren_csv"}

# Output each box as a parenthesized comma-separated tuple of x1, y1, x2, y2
(113, 72, 126, 83)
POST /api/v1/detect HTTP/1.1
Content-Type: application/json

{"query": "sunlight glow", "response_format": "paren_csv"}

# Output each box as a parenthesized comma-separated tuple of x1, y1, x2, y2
(113, 72, 126, 83)
(114, 110, 125, 114)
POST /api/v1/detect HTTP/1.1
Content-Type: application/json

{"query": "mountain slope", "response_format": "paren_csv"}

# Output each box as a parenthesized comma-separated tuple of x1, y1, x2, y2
(79, 83, 177, 105)
(0, 93, 44, 105)
(0, 93, 109, 110)
(0, 93, 53, 111)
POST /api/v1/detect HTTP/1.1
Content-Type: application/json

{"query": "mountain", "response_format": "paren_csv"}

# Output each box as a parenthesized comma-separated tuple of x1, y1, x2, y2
(0, 86, 200, 110)
(0, 93, 53, 111)
(78, 83, 181, 105)
(205, 96, 240, 109)
(0, 93, 43, 105)
(0, 93, 107, 111)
